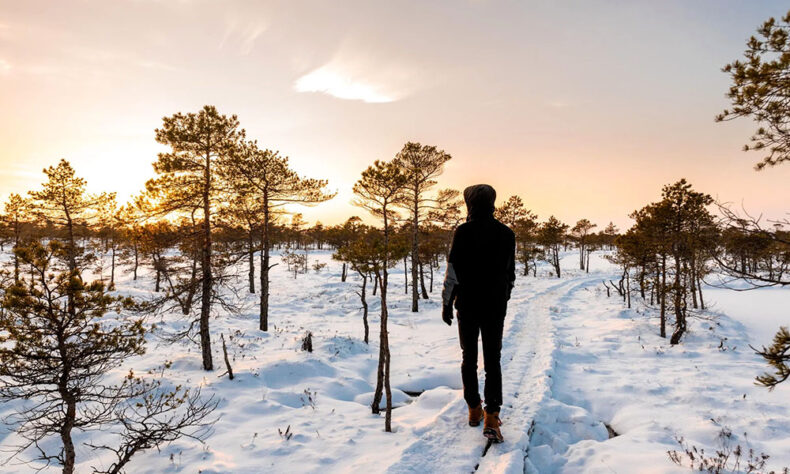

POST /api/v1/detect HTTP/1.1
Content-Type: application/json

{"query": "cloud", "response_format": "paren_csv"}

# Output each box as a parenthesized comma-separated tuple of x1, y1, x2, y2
(295, 66, 396, 103)
(219, 18, 269, 56)
(294, 46, 421, 103)
(0, 59, 10, 75)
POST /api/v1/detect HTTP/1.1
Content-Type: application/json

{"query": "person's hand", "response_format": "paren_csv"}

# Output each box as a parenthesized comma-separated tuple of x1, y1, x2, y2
(442, 304, 454, 326)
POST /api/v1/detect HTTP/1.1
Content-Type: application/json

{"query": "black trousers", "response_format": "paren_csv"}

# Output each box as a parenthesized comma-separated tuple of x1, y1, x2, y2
(457, 310, 505, 414)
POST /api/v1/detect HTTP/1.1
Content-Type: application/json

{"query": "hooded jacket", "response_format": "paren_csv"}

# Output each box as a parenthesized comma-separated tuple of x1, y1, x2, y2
(442, 184, 516, 314)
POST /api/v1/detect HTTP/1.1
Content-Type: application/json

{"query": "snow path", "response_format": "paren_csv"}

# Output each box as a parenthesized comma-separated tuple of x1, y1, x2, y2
(389, 277, 598, 473)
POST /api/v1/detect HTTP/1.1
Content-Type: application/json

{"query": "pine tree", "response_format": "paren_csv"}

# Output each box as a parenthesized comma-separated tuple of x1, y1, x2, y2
(2, 193, 31, 282)
(352, 159, 407, 433)
(325, 217, 364, 282)
(221, 140, 334, 332)
(117, 201, 145, 282)
(514, 211, 540, 277)
(145, 105, 244, 371)
(217, 181, 263, 294)
(394, 142, 451, 312)
(539, 216, 569, 278)
(333, 225, 401, 344)
(660, 180, 715, 344)
(0, 240, 216, 474)
(495, 195, 529, 228)
(717, 9, 790, 169)
(617, 180, 715, 343)
(602, 222, 620, 249)
(94, 193, 122, 289)
(28, 159, 109, 273)
(571, 219, 597, 271)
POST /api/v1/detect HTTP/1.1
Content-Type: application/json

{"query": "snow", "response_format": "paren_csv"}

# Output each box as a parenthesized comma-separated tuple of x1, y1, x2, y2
(1, 249, 789, 473)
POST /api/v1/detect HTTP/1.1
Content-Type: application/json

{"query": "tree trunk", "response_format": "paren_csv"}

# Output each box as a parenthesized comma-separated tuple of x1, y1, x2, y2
(372, 269, 384, 415)
(12, 232, 19, 282)
(181, 252, 198, 313)
(260, 197, 270, 332)
(65, 210, 77, 273)
(410, 196, 419, 312)
(60, 396, 76, 474)
(155, 263, 161, 293)
(689, 258, 698, 310)
(248, 233, 255, 293)
(670, 253, 685, 345)
(586, 250, 590, 273)
(360, 273, 369, 344)
(221, 333, 234, 380)
(372, 206, 393, 433)
(57, 344, 76, 474)
(404, 257, 408, 294)
(626, 269, 631, 309)
(199, 152, 214, 371)
(341, 262, 347, 282)
(419, 262, 429, 299)
(132, 243, 138, 281)
(110, 245, 116, 289)
(429, 263, 434, 293)
(639, 265, 646, 299)
(660, 254, 667, 338)
(553, 248, 561, 278)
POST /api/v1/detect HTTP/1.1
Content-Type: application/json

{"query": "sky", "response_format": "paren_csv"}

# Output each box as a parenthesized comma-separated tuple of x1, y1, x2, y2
(1, 0, 789, 229)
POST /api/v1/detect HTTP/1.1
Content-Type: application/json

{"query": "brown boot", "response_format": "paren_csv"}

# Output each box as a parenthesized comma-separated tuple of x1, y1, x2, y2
(483, 411, 503, 443)
(468, 402, 484, 427)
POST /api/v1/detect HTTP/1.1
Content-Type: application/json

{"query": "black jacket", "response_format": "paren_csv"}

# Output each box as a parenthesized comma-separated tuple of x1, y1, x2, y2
(442, 185, 516, 314)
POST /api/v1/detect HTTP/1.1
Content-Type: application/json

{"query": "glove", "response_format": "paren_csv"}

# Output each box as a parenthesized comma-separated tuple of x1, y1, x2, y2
(442, 304, 454, 326)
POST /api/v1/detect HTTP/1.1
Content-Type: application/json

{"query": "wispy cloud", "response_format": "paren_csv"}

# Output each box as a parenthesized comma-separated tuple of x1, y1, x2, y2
(294, 45, 421, 104)
(219, 19, 269, 56)
(0, 59, 11, 75)
(295, 66, 396, 103)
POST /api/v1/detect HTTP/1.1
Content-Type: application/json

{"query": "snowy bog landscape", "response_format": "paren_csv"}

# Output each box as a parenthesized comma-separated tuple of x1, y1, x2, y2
(2, 248, 787, 473)
(3, 2, 790, 474)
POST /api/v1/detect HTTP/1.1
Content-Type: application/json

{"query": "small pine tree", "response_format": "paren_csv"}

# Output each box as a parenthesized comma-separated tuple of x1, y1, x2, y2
(539, 216, 569, 278)
(352, 159, 407, 433)
(0, 240, 217, 473)
(495, 195, 529, 228)
(2, 193, 32, 282)
(28, 159, 110, 272)
(394, 142, 451, 313)
(220, 141, 334, 332)
(571, 219, 597, 271)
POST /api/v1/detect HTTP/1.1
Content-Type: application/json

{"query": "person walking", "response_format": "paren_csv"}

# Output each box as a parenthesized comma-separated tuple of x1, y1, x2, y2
(441, 184, 516, 443)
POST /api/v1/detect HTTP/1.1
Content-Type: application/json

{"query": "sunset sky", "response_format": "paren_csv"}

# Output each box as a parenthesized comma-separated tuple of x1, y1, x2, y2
(1, 0, 788, 228)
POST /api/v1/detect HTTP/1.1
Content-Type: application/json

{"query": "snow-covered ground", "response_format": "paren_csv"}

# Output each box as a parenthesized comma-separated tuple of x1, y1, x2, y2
(1, 249, 788, 473)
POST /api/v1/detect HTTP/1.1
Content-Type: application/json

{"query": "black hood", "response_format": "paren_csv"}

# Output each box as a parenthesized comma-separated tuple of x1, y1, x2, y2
(463, 184, 497, 220)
